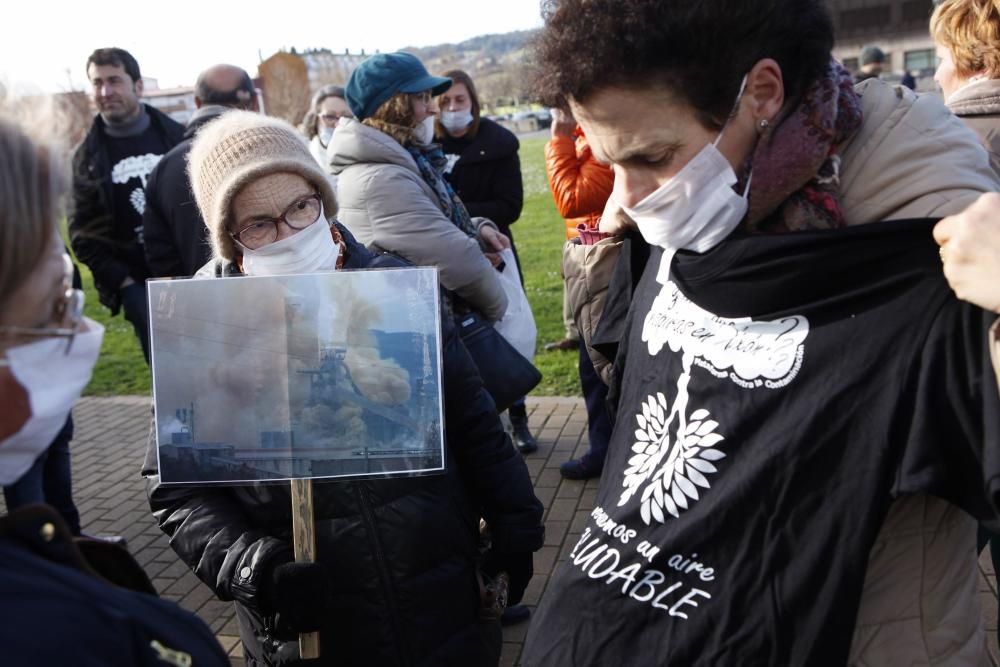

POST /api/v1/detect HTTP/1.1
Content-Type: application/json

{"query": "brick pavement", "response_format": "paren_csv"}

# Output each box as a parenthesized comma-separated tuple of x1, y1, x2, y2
(4, 395, 1000, 666)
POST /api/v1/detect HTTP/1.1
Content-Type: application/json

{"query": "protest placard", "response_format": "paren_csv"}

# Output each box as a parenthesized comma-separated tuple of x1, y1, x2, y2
(148, 267, 445, 485)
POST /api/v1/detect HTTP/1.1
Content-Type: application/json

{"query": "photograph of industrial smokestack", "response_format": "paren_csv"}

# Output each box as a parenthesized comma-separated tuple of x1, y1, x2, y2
(148, 267, 444, 484)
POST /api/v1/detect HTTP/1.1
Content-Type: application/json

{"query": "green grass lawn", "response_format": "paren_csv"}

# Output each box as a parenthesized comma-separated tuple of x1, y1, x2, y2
(76, 135, 581, 397)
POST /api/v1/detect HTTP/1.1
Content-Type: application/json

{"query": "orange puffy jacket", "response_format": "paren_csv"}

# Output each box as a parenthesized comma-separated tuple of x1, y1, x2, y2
(544, 130, 614, 239)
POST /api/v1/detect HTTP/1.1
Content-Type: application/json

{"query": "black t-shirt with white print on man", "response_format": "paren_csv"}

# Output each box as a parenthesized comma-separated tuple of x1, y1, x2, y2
(522, 219, 1000, 667)
(104, 124, 171, 282)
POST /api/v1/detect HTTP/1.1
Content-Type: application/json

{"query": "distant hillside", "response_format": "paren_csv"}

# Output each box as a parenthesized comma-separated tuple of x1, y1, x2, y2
(257, 29, 543, 122)
(403, 30, 541, 110)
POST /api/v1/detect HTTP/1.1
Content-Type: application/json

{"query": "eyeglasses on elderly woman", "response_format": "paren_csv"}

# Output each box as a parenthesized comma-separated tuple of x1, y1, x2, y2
(230, 193, 323, 250)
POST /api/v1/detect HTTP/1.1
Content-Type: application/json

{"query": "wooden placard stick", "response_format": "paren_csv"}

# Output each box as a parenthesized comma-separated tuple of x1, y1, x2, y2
(290, 478, 320, 659)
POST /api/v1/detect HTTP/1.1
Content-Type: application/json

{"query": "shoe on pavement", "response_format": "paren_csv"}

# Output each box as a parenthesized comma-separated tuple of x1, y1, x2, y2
(501, 604, 531, 626)
(544, 338, 580, 352)
(80, 533, 128, 548)
(509, 407, 538, 454)
(560, 458, 602, 480)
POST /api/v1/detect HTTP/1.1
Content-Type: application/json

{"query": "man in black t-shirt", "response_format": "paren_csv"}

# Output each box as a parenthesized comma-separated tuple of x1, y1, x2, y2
(69, 47, 184, 364)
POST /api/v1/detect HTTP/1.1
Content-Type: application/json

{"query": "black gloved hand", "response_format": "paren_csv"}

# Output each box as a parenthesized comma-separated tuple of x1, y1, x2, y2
(482, 550, 534, 606)
(262, 561, 332, 634)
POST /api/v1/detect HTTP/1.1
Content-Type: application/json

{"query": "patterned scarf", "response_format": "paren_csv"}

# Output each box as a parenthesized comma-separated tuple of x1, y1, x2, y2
(745, 59, 863, 233)
(406, 144, 479, 238)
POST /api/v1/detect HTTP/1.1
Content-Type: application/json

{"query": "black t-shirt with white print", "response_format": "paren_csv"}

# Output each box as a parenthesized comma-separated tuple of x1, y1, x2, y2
(105, 128, 171, 281)
(523, 219, 1000, 667)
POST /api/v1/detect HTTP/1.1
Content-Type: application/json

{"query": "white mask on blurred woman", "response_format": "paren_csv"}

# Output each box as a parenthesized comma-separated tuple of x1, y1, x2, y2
(318, 125, 336, 146)
(0, 319, 104, 485)
(241, 206, 340, 277)
(412, 116, 436, 146)
(440, 110, 473, 135)
(620, 76, 751, 285)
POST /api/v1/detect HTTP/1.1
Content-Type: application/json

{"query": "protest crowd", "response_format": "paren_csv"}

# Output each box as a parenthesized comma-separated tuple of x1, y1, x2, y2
(1, 0, 1000, 664)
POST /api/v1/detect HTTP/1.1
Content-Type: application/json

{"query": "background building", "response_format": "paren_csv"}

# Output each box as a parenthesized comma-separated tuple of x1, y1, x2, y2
(257, 48, 369, 125)
(828, 0, 938, 87)
(143, 84, 197, 124)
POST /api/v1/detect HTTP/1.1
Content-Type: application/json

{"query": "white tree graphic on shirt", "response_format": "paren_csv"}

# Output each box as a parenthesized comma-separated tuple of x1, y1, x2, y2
(111, 153, 163, 215)
(619, 351, 726, 525)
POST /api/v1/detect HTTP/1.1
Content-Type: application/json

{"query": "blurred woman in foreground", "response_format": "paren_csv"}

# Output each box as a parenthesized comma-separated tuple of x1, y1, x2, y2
(0, 111, 227, 666)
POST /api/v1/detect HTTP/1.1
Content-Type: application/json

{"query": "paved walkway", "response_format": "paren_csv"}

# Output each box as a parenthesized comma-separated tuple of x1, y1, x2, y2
(4, 395, 999, 665)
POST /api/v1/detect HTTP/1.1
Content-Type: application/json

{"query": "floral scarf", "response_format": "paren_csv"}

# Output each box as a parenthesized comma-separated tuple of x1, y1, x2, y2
(745, 59, 863, 233)
(406, 144, 479, 238)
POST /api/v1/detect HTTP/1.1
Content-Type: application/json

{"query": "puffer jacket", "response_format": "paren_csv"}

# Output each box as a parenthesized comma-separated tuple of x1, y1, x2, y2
(561, 235, 622, 385)
(569, 78, 1000, 666)
(330, 119, 507, 321)
(946, 78, 1000, 175)
(143, 224, 544, 666)
(544, 130, 614, 239)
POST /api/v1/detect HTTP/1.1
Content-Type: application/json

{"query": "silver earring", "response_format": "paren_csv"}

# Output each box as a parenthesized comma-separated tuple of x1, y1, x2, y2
(758, 118, 770, 132)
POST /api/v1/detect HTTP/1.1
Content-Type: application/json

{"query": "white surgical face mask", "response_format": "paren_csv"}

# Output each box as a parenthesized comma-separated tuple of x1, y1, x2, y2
(0, 318, 104, 485)
(412, 115, 436, 146)
(241, 208, 340, 277)
(440, 110, 473, 135)
(318, 126, 335, 146)
(619, 76, 752, 285)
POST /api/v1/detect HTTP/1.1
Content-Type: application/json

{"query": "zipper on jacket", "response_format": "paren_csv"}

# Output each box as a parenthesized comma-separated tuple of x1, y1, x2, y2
(357, 484, 411, 667)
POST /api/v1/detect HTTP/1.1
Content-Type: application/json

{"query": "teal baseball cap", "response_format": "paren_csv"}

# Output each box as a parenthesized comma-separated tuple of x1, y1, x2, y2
(346, 52, 452, 120)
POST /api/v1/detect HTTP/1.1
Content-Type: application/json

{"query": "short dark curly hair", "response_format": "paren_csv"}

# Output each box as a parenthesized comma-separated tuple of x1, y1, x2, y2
(86, 47, 141, 83)
(533, 0, 834, 130)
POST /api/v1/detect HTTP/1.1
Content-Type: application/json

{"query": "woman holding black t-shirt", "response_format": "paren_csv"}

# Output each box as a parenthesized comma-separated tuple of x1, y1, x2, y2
(521, 1, 1000, 665)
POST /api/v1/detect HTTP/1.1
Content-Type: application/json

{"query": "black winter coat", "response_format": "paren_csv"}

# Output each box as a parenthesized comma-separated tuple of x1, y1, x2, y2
(441, 118, 523, 242)
(69, 105, 184, 313)
(143, 110, 222, 278)
(143, 225, 544, 666)
(0, 506, 229, 667)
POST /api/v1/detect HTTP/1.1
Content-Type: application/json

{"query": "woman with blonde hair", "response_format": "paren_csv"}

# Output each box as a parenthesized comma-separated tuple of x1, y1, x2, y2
(932, 0, 1000, 172)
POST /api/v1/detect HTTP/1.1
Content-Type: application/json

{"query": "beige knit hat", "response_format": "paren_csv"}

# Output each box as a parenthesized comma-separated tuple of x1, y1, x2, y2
(187, 111, 338, 263)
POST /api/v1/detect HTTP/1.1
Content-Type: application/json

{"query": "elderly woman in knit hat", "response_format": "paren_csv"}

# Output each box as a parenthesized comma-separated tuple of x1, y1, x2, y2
(330, 52, 510, 322)
(141, 111, 543, 667)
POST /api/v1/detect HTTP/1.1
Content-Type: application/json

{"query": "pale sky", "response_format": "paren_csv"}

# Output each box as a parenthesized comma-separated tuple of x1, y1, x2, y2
(3, 0, 545, 94)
